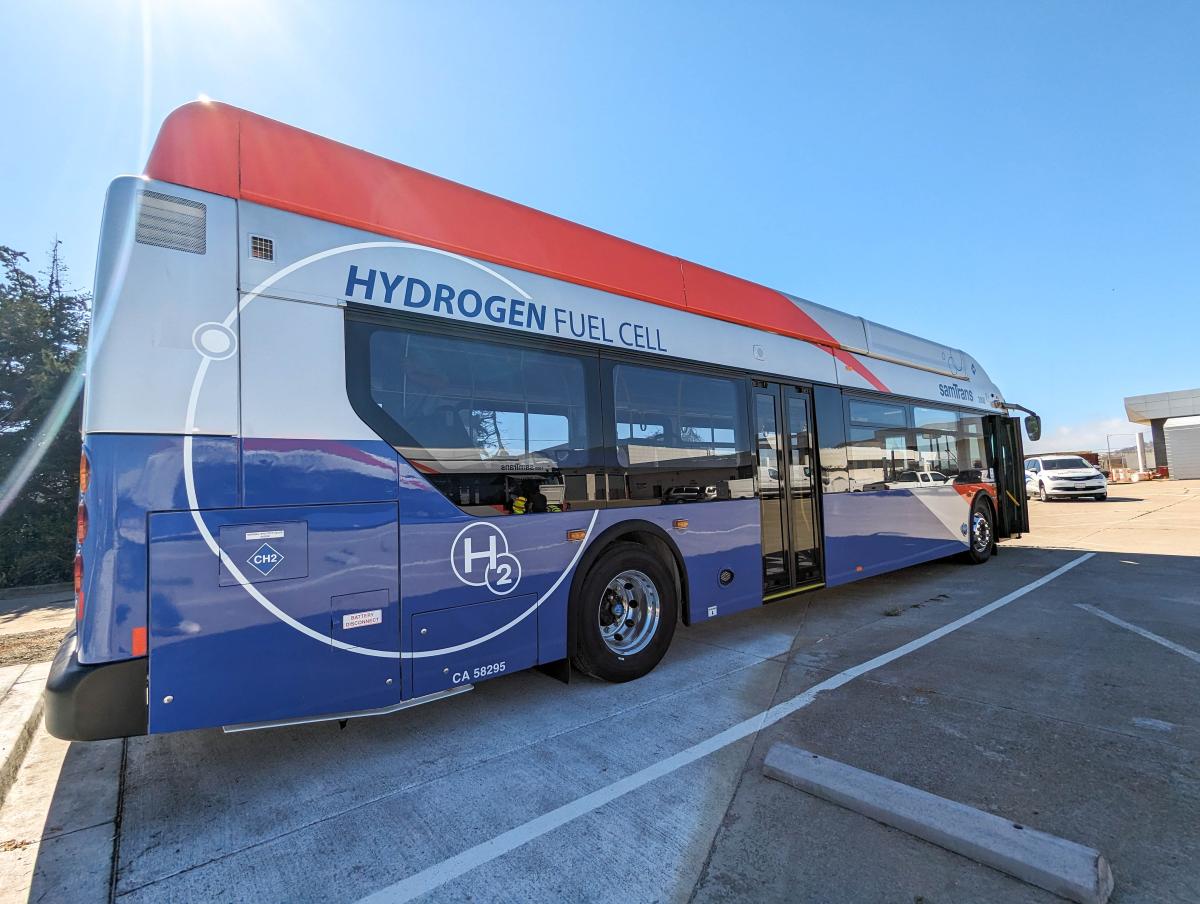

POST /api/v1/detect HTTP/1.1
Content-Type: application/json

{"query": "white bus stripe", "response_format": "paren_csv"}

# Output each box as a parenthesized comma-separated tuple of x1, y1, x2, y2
(357, 552, 1094, 904)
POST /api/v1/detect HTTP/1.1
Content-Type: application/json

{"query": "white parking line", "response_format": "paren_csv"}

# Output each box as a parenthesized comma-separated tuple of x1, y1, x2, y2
(1076, 603, 1200, 665)
(358, 553, 1094, 904)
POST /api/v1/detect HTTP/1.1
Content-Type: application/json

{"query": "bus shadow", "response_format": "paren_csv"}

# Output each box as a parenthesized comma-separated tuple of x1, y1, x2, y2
(26, 734, 122, 902)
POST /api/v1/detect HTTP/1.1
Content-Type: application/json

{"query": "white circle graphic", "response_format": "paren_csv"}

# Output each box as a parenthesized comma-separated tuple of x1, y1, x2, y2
(486, 552, 522, 596)
(181, 239, 593, 658)
(192, 321, 237, 360)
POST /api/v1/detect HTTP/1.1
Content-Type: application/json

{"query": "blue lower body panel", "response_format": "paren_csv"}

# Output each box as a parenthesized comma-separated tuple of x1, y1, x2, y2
(410, 592, 538, 697)
(395, 498, 762, 698)
(143, 441, 763, 732)
(147, 502, 400, 732)
(78, 433, 238, 665)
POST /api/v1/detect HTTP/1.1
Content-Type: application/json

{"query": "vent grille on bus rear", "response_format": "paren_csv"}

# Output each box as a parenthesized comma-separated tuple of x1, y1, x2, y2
(134, 191, 206, 254)
(249, 235, 274, 261)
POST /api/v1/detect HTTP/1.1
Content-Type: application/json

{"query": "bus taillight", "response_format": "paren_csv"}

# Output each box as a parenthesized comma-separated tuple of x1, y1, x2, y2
(76, 501, 88, 544)
(74, 554, 84, 622)
(79, 449, 90, 493)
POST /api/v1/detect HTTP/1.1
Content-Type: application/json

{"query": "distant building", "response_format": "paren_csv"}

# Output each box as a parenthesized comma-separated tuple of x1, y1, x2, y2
(1125, 388, 1200, 479)
(1100, 445, 1156, 472)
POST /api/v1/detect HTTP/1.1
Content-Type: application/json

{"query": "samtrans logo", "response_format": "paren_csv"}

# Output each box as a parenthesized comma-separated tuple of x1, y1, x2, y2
(938, 382, 974, 402)
(343, 264, 669, 353)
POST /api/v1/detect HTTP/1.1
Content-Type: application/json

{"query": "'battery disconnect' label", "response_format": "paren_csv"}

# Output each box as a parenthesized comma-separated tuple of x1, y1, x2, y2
(342, 609, 383, 630)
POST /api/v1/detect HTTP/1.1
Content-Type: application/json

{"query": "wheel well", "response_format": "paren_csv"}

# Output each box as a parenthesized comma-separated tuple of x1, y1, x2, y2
(624, 530, 687, 621)
(567, 521, 691, 660)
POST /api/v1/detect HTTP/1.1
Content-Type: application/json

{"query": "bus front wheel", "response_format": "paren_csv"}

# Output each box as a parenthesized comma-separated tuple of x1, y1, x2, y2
(571, 542, 678, 682)
(965, 496, 994, 564)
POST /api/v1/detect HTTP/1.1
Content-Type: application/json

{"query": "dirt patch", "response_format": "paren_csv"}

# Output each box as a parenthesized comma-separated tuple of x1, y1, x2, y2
(0, 629, 66, 666)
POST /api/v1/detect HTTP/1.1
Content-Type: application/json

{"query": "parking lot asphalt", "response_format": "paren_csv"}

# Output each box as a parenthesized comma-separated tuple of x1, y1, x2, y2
(12, 481, 1200, 903)
(1006, 478, 1200, 556)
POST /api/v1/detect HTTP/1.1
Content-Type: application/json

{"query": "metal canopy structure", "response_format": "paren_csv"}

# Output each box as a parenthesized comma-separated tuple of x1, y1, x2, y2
(1124, 388, 1200, 478)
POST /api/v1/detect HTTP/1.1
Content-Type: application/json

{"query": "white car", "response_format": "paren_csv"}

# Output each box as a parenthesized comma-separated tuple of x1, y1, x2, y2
(896, 470, 950, 485)
(1024, 455, 1108, 502)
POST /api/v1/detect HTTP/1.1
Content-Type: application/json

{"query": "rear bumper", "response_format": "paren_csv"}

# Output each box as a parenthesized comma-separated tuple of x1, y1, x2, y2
(44, 631, 148, 740)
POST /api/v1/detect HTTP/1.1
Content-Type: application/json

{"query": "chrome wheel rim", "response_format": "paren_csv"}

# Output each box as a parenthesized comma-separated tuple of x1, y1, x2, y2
(599, 569, 661, 656)
(972, 511, 992, 553)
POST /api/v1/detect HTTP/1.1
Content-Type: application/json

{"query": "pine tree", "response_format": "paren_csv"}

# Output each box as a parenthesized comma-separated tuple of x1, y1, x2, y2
(0, 243, 90, 587)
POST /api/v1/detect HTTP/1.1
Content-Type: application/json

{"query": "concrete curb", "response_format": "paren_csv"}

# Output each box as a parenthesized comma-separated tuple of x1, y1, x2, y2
(0, 666, 47, 808)
(763, 743, 1114, 904)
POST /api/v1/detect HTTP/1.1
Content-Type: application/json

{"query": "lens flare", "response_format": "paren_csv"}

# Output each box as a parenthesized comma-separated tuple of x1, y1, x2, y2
(0, 360, 86, 519)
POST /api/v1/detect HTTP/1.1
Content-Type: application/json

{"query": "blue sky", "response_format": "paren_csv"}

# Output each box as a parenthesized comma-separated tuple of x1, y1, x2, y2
(2, 1, 1197, 452)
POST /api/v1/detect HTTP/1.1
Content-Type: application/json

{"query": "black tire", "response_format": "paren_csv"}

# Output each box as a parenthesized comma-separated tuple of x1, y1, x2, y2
(964, 495, 994, 564)
(571, 542, 678, 682)
(1094, 494, 1107, 501)
(1038, 482, 1049, 503)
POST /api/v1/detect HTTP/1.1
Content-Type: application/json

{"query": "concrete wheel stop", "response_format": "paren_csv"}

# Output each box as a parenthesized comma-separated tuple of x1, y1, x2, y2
(763, 743, 1113, 904)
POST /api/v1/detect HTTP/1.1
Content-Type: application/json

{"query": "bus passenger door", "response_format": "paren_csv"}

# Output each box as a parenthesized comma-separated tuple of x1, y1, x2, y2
(985, 415, 1029, 537)
(753, 382, 823, 597)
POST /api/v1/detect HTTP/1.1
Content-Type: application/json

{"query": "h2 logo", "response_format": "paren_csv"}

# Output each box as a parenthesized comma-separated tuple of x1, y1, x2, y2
(451, 522, 522, 595)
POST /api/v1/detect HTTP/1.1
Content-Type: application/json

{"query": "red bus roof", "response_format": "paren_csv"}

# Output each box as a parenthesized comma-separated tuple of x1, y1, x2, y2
(145, 101, 868, 370)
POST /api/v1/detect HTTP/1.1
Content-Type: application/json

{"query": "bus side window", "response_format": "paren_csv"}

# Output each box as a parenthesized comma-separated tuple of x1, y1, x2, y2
(845, 398, 990, 490)
(346, 321, 605, 516)
(607, 362, 753, 505)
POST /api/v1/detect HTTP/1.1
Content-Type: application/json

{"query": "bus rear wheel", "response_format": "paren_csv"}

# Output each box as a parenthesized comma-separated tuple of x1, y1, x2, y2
(964, 495, 994, 564)
(571, 542, 677, 682)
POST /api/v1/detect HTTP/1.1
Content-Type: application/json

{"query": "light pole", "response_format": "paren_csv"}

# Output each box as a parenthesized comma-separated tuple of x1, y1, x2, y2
(1105, 432, 1139, 472)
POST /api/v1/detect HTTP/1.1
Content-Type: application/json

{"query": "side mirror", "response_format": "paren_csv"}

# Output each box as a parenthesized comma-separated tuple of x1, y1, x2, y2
(1024, 414, 1042, 442)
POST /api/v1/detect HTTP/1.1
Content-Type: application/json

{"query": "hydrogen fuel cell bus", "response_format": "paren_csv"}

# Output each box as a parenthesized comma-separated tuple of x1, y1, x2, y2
(45, 102, 1035, 740)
